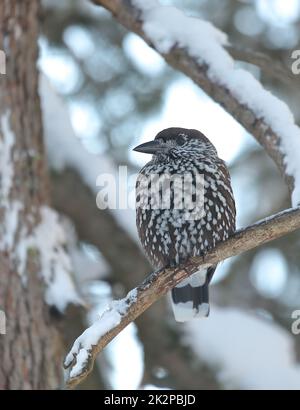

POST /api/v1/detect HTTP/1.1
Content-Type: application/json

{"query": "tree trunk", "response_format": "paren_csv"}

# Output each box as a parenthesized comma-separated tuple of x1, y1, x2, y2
(0, 0, 63, 389)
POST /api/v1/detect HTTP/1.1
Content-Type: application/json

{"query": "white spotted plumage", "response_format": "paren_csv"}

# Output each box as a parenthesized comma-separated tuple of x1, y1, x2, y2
(135, 128, 236, 322)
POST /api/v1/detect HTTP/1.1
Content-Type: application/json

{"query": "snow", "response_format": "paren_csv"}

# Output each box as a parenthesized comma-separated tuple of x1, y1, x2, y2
(2, 201, 22, 251)
(69, 349, 90, 379)
(65, 287, 138, 378)
(0, 108, 80, 311)
(118, 288, 138, 312)
(34, 207, 82, 311)
(133, 0, 300, 206)
(65, 307, 121, 376)
(17, 206, 82, 312)
(0, 200, 23, 253)
(0, 111, 15, 199)
(185, 306, 300, 390)
(0, 111, 22, 253)
(67, 308, 121, 378)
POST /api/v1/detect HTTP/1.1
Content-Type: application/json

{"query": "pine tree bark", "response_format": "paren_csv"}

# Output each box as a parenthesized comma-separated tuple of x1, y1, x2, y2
(0, 0, 63, 389)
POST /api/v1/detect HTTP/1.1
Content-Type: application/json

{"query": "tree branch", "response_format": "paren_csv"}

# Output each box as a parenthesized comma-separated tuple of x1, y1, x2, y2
(61, 0, 300, 389)
(64, 206, 300, 389)
(92, 0, 300, 204)
(52, 168, 221, 389)
(225, 45, 296, 86)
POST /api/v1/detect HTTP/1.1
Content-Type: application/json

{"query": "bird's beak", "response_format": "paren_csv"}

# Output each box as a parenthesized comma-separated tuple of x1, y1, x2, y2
(133, 140, 166, 155)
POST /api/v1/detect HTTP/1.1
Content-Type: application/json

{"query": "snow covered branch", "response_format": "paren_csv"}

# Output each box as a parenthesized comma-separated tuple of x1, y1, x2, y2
(52, 168, 221, 388)
(93, 0, 300, 206)
(64, 206, 300, 389)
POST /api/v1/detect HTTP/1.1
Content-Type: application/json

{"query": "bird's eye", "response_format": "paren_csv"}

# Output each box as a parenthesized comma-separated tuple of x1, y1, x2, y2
(177, 135, 185, 146)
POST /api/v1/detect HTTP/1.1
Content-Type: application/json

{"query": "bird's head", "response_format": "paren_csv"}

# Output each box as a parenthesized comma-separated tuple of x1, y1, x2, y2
(133, 127, 217, 161)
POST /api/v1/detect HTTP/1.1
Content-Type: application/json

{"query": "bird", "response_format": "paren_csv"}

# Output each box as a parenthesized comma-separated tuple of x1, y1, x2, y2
(133, 127, 236, 322)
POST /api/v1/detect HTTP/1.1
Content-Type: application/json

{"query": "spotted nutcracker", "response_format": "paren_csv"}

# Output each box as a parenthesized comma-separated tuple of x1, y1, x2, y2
(134, 128, 236, 322)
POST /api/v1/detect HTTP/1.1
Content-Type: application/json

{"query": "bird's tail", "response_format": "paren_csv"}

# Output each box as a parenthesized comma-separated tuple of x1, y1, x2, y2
(171, 268, 213, 322)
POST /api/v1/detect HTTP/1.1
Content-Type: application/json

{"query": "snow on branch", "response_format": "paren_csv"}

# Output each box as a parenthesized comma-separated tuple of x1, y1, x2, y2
(94, 0, 300, 206)
(64, 206, 300, 389)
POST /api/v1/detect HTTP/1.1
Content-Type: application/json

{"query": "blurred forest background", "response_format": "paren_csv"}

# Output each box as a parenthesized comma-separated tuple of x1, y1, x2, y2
(16, 0, 300, 389)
